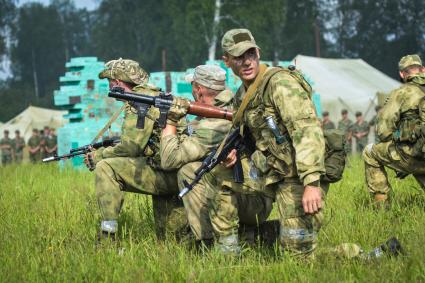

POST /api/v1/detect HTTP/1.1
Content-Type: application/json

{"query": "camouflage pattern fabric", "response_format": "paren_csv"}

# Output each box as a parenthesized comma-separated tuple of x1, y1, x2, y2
(0, 137, 13, 165)
(45, 135, 57, 156)
(98, 58, 149, 85)
(399, 54, 422, 71)
(369, 115, 380, 143)
(351, 121, 369, 153)
(363, 72, 425, 196)
(322, 120, 335, 131)
(94, 83, 188, 238)
(27, 136, 41, 163)
(13, 137, 25, 164)
(338, 118, 353, 153)
(219, 66, 326, 256)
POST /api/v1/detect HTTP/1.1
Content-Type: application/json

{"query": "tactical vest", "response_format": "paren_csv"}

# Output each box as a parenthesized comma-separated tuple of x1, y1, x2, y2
(394, 83, 425, 157)
(247, 66, 346, 183)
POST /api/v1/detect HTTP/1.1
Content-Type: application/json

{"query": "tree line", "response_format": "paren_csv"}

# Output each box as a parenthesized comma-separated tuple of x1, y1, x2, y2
(0, 0, 423, 121)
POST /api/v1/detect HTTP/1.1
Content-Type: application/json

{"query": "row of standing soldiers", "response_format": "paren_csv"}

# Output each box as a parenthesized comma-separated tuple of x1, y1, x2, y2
(321, 107, 381, 153)
(0, 127, 57, 165)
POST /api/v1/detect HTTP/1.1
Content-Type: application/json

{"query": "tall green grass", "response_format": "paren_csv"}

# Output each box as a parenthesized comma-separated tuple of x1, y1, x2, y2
(1, 157, 424, 282)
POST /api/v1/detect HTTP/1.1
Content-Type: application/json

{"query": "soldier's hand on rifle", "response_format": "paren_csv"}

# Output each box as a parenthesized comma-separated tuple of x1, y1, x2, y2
(84, 150, 96, 171)
(167, 97, 190, 126)
(302, 185, 323, 214)
(222, 149, 237, 168)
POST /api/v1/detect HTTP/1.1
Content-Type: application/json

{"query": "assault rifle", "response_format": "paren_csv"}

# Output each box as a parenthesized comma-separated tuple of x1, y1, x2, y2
(42, 138, 120, 170)
(108, 86, 233, 128)
(179, 127, 248, 198)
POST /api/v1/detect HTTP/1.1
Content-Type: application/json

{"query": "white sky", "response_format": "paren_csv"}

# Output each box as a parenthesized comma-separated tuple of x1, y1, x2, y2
(18, 0, 98, 10)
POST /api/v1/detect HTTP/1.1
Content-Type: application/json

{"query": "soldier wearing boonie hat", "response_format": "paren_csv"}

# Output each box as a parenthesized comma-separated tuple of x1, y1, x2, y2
(363, 53, 425, 206)
(98, 58, 149, 85)
(86, 58, 189, 244)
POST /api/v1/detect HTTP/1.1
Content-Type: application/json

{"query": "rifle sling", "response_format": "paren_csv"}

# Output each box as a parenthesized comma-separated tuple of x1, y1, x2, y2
(91, 103, 126, 143)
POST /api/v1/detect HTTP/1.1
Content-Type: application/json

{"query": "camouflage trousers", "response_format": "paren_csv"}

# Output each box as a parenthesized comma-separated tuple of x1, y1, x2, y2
(29, 153, 41, 163)
(1, 154, 12, 165)
(203, 157, 329, 257)
(177, 161, 273, 241)
(95, 157, 188, 238)
(363, 141, 425, 196)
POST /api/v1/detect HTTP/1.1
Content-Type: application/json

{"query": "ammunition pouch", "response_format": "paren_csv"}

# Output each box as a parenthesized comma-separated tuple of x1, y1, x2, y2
(322, 129, 346, 183)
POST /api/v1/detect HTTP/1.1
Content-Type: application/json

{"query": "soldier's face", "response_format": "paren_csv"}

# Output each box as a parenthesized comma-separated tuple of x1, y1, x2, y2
(224, 48, 260, 85)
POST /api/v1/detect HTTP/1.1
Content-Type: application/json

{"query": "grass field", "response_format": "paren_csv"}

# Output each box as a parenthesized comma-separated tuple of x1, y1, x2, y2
(1, 157, 425, 282)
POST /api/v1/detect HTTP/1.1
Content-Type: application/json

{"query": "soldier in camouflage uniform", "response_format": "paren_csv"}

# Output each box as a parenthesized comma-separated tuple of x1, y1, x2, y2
(363, 54, 425, 204)
(13, 130, 25, 164)
(352, 111, 370, 153)
(28, 129, 41, 163)
(44, 128, 57, 157)
(160, 65, 274, 249)
(338, 109, 353, 154)
(184, 29, 327, 257)
(85, 59, 188, 242)
(0, 130, 14, 165)
(322, 111, 335, 130)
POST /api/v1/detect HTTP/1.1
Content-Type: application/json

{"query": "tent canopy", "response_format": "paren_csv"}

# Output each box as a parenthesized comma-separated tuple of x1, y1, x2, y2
(0, 106, 67, 141)
(293, 55, 401, 122)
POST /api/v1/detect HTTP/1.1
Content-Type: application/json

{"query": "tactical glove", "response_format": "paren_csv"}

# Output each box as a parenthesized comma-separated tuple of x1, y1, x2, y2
(167, 97, 190, 126)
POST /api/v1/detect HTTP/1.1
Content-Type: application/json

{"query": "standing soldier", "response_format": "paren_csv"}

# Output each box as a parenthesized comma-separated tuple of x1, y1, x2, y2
(160, 65, 275, 249)
(40, 126, 50, 159)
(363, 54, 425, 205)
(322, 111, 335, 130)
(0, 130, 14, 165)
(338, 109, 353, 154)
(369, 105, 382, 143)
(352, 111, 370, 153)
(13, 130, 26, 164)
(28, 129, 41, 163)
(84, 58, 188, 243)
(45, 128, 58, 156)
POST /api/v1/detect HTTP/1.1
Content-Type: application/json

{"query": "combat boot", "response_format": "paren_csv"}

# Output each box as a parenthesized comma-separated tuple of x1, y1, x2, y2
(258, 220, 280, 247)
(216, 234, 241, 256)
(364, 237, 404, 259)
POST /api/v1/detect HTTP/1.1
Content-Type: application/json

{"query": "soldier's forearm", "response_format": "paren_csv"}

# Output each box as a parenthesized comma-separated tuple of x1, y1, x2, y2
(161, 124, 177, 138)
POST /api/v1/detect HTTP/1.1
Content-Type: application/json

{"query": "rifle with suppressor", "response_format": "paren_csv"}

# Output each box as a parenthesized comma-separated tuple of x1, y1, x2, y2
(108, 86, 233, 129)
(179, 127, 248, 198)
(42, 137, 120, 170)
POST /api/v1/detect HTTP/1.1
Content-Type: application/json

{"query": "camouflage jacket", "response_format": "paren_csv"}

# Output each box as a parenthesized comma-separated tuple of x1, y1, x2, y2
(28, 136, 40, 151)
(322, 120, 336, 130)
(45, 135, 57, 149)
(13, 137, 25, 153)
(160, 90, 233, 169)
(0, 138, 13, 156)
(377, 73, 425, 146)
(93, 83, 187, 168)
(235, 67, 326, 186)
(351, 120, 369, 145)
(337, 118, 353, 134)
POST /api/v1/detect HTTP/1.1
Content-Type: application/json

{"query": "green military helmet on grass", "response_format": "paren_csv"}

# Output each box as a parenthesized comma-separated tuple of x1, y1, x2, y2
(99, 58, 149, 85)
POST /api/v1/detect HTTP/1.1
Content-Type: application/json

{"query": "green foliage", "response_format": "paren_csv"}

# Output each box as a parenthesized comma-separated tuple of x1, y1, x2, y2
(1, 158, 424, 282)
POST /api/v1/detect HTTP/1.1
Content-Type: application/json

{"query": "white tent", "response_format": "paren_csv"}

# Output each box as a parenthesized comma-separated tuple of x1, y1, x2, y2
(293, 55, 401, 122)
(0, 106, 67, 141)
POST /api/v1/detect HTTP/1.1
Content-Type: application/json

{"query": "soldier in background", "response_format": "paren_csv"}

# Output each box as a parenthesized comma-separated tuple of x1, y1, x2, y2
(0, 130, 14, 165)
(28, 129, 42, 163)
(363, 54, 425, 205)
(369, 105, 382, 143)
(40, 126, 50, 159)
(45, 128, 58, 157)
(338, 109, 353, 154)
(13, 130, 26, 164)
(322, 111, 335, 130)
(352, 111, 370, 153)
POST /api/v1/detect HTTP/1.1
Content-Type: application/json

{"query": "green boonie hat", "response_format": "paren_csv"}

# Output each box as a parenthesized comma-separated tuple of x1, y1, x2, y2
(221, 28, 260, 57)
(185, 65, 226, 91)
(398, 54, 422, 71)
(99, 58, 149, 85)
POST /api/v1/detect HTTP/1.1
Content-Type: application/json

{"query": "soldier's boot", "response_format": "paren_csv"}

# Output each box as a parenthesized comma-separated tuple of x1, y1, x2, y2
(364, 237, 404, 259)
(239, 224, 256, 247)
(96, 220, 118, 247)
(216, 234, 241, 256)
(194, 238, 214, 253)
(258, 220, 280, 247)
